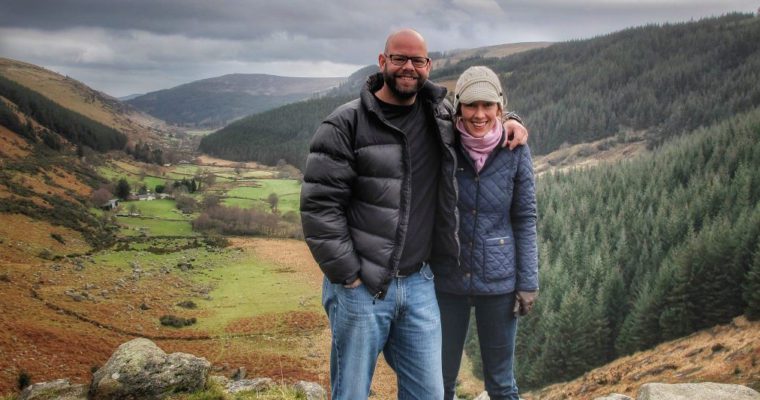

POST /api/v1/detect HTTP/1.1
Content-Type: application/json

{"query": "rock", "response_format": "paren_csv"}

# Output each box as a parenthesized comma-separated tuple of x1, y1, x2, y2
(208, 375, 229, 387)
(231, 366, 247, 380)
(19, 378, 87, 400)
(90, 338, 210, 400)
(226, 377, 274, 393)
(638, 382, 760, 400)
(66, 291, 86, 302)
(293, 380, 327, 400)
(594, 394, 633, 400)
(473, 392, 490, 400)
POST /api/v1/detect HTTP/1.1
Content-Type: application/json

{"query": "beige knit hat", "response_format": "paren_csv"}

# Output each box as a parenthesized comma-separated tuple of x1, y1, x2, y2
(454, 66, 505, 111)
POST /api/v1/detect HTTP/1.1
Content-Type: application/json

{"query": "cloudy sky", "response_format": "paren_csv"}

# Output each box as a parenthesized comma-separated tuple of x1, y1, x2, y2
(1, 0, 757, 97)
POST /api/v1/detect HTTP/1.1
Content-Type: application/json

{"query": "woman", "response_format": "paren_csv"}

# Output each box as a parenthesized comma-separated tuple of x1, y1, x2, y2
(434, 66, 538, 400)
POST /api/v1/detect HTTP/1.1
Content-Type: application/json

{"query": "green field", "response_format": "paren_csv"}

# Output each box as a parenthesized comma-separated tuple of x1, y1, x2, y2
(91, 237, 319, 335)
(223, 179, 301, 214)
(193, 255, 320, 332)
(118, 217, 197, 237)
(124, 199, 190, 219)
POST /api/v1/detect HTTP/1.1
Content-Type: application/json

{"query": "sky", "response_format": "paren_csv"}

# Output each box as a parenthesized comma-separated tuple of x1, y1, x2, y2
(1, 0, 757, 97)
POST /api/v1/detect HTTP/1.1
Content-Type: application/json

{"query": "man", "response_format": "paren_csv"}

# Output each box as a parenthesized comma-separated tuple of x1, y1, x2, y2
(300, 28, 528, 399)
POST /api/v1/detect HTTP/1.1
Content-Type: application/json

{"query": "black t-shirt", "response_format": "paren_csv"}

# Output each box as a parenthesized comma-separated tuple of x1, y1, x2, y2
(376, 96, 441, 270)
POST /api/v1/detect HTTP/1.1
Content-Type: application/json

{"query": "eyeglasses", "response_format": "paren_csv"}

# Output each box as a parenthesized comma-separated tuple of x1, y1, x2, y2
(385, 54, 430, 68)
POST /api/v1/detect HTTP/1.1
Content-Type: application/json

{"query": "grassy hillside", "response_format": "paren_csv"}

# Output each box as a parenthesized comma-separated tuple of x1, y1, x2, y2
(127, 74, 344, 128)
(0, 57, 168, 145)
(522, 316, 760, 399)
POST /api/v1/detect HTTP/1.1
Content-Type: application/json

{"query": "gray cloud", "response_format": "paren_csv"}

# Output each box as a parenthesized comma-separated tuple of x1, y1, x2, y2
(1, 0, 757, 96)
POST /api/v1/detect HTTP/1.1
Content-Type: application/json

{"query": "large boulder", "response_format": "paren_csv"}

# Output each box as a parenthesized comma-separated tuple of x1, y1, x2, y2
(90, 338, 210, 399)
(638, 382, 760, 400)
(19, 379, 87, 400)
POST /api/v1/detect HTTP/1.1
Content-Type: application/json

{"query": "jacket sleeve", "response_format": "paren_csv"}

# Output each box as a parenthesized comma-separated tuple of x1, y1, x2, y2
(511, 145, 539, 291)
(300, 119, 361, 284)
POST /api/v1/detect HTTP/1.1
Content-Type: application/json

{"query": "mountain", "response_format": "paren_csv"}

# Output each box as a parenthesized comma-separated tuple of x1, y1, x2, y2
(118, 93, 143, 101)
(0, 57, 187, 255)
(0, 57, 168, 146)
(429, 41, 552, 69)
(127, 74, 344, 128)
(429, 13, 760, 154)
(199, 14, 760, 170)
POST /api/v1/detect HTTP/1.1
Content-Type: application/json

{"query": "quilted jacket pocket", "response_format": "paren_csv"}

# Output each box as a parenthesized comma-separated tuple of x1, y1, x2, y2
(482, 236, 515, 282)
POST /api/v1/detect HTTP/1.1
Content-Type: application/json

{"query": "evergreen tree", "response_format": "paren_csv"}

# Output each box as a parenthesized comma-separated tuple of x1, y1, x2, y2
(115, 178, 131, 200)
(743, 241, 760, 320)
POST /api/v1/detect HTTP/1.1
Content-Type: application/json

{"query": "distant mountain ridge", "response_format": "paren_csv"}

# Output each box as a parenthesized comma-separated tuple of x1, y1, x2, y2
(199, 13, 760, 169)
(127, 73, 344, 128)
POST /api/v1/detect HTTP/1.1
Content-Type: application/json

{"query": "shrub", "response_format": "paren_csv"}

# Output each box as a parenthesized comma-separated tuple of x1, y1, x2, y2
(50, 233, 66, 244)
(38, 248, 54, 260)
(177, 300, 197, 309)
(160, 314, 197, 328)
(17, 370, 30, 390)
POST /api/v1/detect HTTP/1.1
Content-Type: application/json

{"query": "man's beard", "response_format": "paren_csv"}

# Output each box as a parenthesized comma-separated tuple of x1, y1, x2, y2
(382, 68, 425, 100)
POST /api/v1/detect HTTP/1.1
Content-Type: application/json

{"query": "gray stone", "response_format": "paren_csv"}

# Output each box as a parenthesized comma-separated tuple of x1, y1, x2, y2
(595, 394, 633, 400)
(90, 338, 210, 400)
(226, 377, 274, 393)
(293, 380, 327, 400)
(208, 375, 229, 387)
(638, 382, 760, 400)
(474, 392, 490, 400)
(19, 378, 87, 400)
(231, 366, 247, 380)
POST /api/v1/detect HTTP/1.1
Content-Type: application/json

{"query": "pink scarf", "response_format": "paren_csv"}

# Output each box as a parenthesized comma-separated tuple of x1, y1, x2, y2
(456, 119, 502, 172)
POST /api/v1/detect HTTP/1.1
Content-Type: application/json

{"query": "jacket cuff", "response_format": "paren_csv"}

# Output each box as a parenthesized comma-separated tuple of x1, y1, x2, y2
(502, 111, 522, 124)
(340, 273, 359, 285)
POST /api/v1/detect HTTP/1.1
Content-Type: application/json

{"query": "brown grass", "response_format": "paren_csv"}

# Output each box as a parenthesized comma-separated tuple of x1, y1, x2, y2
(0, 214, 90, 262)
(533, 134, 649, 177)
(0, 125, 31, 159)
(523, 316, 760, 399)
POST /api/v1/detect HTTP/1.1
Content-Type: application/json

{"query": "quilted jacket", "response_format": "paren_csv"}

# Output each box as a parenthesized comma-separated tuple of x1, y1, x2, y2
(434, 134, 538, 295)
(300, 73, 460, 299)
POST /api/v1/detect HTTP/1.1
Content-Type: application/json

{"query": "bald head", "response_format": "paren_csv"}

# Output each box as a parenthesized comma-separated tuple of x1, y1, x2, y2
(384, 28, 428, 54)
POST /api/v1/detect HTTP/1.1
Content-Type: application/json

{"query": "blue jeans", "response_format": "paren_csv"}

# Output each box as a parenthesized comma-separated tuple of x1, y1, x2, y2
(437, 291, 519, 400)
(322, 264, 444, 400)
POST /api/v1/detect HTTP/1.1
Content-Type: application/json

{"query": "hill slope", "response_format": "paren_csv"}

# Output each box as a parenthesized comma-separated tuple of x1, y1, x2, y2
(523, 316, 760, 399)
(199, 14, 760, 169)
(0, 57, 168, 146)
(430, 12, 760, 154)
(504, 105, 760, 391)
(127, 74, 344, 128)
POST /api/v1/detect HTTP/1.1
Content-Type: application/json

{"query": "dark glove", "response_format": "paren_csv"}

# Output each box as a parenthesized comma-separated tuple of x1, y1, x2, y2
(514, 291, 538, 317)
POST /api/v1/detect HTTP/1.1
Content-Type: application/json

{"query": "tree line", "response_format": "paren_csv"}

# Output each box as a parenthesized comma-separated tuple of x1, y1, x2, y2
(480, 107, 760, 390)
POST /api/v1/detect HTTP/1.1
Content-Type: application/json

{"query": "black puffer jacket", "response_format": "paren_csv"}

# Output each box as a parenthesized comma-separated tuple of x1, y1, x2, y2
(300, 73, 460, 299)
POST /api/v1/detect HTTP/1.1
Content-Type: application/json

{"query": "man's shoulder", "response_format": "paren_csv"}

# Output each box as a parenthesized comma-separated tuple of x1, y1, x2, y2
(325, 98, 362, 123)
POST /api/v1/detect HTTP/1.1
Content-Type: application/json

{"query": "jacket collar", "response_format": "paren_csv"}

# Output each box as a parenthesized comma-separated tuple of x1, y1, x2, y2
(361, 72, 447, 116)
